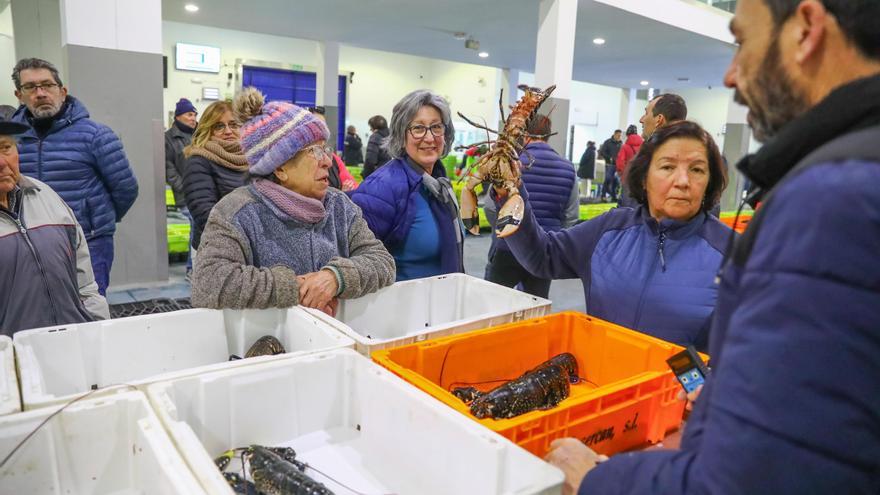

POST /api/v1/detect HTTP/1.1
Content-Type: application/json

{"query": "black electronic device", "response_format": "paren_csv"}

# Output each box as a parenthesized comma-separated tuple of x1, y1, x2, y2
(666, 346, 709, 394)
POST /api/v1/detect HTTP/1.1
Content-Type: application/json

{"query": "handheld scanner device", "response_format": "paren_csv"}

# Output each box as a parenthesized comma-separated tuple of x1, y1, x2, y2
(667, 346, 709, 394)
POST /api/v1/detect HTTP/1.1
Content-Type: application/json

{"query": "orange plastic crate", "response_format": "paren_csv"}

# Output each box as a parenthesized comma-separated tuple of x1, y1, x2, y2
(373, 311, 705, 457)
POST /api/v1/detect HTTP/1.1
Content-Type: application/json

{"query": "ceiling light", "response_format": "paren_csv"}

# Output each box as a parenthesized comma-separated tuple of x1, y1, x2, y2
(478, 52, 489, 58)
(184, 4, 199, 12)
(677, 77, 691, 82)
(640, 80, 650, 86)
(593, 38, 606, 45)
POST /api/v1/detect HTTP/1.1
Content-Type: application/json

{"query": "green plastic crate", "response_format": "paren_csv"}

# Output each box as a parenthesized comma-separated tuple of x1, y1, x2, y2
(167, 211, 190, 255)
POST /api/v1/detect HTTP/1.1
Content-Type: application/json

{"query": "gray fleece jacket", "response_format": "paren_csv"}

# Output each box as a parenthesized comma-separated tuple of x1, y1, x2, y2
(191, 185, 395, 309)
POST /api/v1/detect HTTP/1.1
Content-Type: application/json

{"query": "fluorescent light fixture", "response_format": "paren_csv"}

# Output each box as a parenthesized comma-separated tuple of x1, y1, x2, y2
(478, 52, 489, 58)
(184, 4, 199, 12)
(593, 38, 606, 45)
(640, 80, 650, 86)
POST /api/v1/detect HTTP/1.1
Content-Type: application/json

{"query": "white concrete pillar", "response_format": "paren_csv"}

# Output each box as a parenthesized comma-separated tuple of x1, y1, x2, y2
(60, 0, 167, 287)
(11, 0, 65, 82)
(720, 94, 751, 211)
(533, 0, 578, 156)
(317, 41, 340, 150)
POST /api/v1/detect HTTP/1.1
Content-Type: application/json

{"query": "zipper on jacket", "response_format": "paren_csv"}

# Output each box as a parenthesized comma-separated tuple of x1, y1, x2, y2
(657, 230, 668, 272)
(37, 140, 43, 180)
(1, 209, 61, 324)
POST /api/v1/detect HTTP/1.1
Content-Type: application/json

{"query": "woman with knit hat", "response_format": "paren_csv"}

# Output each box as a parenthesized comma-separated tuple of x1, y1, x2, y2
(190, 88, 395, 313)
(182, 101, 249, 256)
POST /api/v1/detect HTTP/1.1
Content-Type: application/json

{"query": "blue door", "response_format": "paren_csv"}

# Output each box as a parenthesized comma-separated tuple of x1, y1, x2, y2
(242, 66, 346, 150)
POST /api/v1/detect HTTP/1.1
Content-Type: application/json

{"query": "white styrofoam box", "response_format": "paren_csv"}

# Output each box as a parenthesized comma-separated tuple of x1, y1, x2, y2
(0, 390, 205, 494)
(0, 336, 20, 416)
(14, 307, 353, 410)
(147, 349, 563, 495)
(307, 273, 551, 355)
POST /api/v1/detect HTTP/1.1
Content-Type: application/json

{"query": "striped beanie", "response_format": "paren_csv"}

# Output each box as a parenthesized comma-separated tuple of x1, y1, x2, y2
(234, 87, 330, 176)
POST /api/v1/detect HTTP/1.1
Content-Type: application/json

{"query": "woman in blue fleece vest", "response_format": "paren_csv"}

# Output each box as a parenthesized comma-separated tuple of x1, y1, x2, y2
(501, 121, 733, 349)
(350, 90, 464, 281)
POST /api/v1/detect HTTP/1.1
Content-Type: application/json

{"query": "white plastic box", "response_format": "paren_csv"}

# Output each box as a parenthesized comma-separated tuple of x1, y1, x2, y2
(0, 336, 20, 416)
(0, 390, 205, 494)
(307, 273, 551, 355)
(147, 349, 563, 495)
(14, 307, 353, 410)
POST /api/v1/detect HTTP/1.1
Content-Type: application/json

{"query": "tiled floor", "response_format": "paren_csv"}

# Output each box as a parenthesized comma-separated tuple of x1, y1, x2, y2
(107, 234, 587, 313)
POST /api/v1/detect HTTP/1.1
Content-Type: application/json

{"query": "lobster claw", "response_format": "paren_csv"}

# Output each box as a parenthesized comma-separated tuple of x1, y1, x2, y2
(496, 193, 524, 238)
(459, 176, 483, 236)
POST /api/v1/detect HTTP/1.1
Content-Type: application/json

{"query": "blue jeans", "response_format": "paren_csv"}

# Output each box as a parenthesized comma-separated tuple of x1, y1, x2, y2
(87, 235, 115, 296)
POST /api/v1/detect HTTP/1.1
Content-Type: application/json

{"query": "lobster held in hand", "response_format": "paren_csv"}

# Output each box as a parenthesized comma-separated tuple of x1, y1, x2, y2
(458, 84, 556, 238)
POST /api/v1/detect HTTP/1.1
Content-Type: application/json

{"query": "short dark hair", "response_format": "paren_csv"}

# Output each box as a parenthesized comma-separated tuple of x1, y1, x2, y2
(368, 115, 387, 131)
(764, 0, 880, 60)
(613, 129, 622, 134)
(652, 93, 688, 122)
(526, 114, 552, 138)
(625, 120, 727, 212)
(12, 58, 63, 90)
(308, 105, 325, 115)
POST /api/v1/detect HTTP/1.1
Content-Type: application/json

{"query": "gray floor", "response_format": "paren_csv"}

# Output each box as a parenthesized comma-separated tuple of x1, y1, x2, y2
(107, 234, 587, 314)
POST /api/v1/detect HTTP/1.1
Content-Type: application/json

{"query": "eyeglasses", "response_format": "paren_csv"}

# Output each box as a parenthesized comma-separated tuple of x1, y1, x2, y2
(407, 123, 445, 139)
(211, 121, 241, 133)
(20, 82, 60, 94)
(301, 144, 334, 161)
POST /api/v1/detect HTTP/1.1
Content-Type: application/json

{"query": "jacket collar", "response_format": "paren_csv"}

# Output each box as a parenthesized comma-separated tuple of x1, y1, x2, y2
(640, 206, 707, 240)
(14, 96, 89, 140)
(737, 73, 880, 205)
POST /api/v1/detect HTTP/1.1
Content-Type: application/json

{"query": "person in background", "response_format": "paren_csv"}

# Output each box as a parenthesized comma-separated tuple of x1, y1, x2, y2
(11, 57, 138, 296)
(485, 114, 577, 298)
(363, 114, 391, 178)
(616, 124, 644, 207)
(308, 106, 357, 191)
(351, 90, 464, 281)
(182, 101, 248, 272)
(577, 140, 597, 198)
(598, 130, 622, 202)
(640, 93, 687, 140)
(547, 1, 880, 493)
(0, 119, 109, 336)
(498, 121, 731, 349)
(165, 97, 197, 276)
(192, 88, 394, 312)
(0, 105, 15, 121)
(343, 125, 364, 166)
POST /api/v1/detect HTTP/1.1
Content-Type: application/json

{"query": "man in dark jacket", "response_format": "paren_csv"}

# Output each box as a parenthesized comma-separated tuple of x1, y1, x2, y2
(485, 115, 577, 298)
(576, 141, 596, 198)
(343, 125, 364, 165)
(0, 119, 109, 336)
(12, 58, 138, 296)
(546, 1, 880, 494)
(598, 130, 622, 202)
(363, 114, 391, 178)
(165, 98, 197, 208)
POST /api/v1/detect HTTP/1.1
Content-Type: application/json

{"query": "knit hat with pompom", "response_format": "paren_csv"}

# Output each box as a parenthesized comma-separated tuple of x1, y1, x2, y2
(234, 87, 330, 176)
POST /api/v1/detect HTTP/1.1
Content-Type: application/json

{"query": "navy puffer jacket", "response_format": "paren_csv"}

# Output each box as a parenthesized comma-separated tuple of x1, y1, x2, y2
(12, 97, 138, 240)
(493, 141, 576, 253)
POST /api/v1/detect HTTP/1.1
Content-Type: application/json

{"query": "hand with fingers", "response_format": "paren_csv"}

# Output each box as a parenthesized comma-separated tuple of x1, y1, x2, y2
(544, 438, 608, 495)
(677, 384, 703, 414)
(296, 270, 339, 312)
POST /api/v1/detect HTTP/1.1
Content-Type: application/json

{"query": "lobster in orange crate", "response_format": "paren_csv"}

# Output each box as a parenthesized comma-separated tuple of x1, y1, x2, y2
(457, 84, 556, 238)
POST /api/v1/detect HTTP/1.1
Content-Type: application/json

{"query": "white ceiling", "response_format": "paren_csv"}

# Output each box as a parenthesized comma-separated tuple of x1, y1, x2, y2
(162, 0, 735, 90)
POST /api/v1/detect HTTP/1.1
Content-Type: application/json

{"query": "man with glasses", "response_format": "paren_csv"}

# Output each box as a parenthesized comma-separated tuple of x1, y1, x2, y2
(11, 58, 138, 296)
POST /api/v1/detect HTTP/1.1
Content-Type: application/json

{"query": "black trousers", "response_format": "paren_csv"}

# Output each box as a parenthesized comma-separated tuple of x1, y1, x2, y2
(486, 249, 552, 299)
(602, 164, 619, 202)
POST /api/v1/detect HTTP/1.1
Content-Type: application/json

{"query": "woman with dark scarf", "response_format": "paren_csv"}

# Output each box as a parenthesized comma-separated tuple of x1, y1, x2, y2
(351, 90, 464, 281)
(182, 101, 249, 251)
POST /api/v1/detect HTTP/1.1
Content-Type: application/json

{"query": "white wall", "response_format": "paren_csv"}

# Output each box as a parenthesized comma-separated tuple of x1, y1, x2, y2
(668, 87, 733, 148)
(0, 2, 18, 106)
(162, 21, 500, 149)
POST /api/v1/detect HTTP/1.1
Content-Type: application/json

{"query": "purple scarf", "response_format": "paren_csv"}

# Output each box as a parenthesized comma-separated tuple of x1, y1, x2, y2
(253, 179, 326, 224)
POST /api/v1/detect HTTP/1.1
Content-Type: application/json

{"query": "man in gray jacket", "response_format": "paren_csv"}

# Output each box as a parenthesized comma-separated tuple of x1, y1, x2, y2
(0, 120, 109, 336)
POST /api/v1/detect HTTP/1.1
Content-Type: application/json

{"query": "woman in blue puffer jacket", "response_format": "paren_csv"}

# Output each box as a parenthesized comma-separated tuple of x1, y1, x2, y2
(500, 121, 734, 349)
(350, 90, 464, 281)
